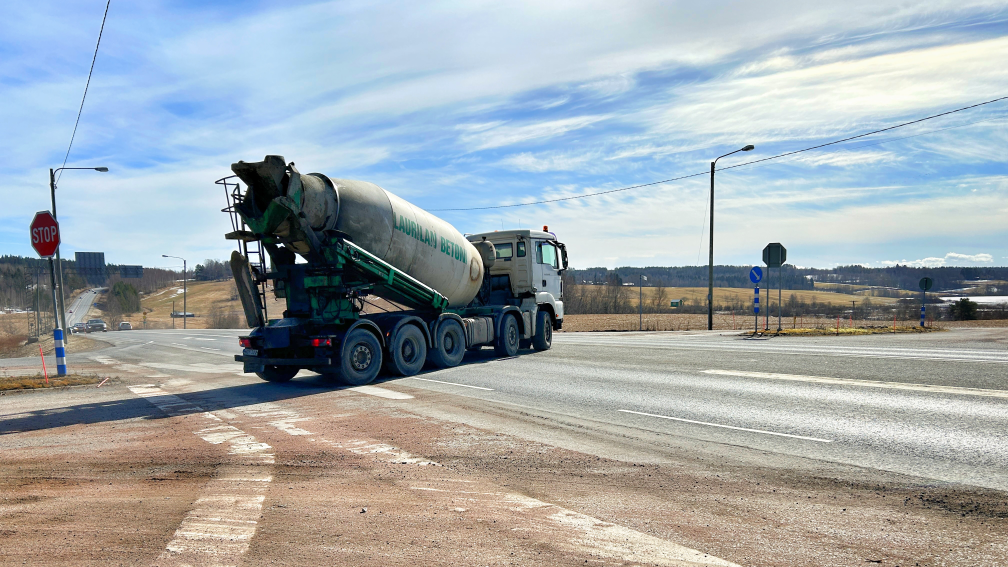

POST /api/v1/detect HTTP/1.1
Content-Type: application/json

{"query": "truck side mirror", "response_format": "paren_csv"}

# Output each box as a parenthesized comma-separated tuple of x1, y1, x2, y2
(559, 243, 568, 271)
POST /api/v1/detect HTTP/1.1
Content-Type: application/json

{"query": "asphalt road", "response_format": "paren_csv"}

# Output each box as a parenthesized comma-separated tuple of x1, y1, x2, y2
(24, 326, 1008, 490)
(66, 287, 102, 327)
(3, 327, 1008, 565)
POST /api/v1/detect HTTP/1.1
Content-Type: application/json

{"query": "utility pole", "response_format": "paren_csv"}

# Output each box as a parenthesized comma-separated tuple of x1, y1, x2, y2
(163, 255, 187, 329)
(639, 274, 647, 331)
(49, 169, 69, 344)
(708, 144, 754, 330)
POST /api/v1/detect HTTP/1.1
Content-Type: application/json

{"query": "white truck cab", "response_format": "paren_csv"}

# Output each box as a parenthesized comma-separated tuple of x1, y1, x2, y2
(467, 228, 567, 335)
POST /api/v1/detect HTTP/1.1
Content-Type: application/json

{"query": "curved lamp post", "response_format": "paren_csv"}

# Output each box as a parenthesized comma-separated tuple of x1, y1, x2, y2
(708, 145, 754, 331)
(162, 255, 187, 329)
(50, 166, 109, 341)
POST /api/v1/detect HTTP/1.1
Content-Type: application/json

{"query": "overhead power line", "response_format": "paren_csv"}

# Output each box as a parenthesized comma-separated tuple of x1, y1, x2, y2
(56, 0, 111, 185)
(431, 95, 1008, 212)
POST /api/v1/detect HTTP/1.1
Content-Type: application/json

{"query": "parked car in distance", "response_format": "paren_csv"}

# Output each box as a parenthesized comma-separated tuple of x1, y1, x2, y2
(86, 319, 108, 333)
(118, 322, 132, 331)
(71, 322, 87, 334)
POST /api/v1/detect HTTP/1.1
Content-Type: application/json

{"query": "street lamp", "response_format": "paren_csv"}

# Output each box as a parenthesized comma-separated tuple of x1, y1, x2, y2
(50, 166, 109, 341)
(708, 144, 754, 331)
(162, 255, 187, 329)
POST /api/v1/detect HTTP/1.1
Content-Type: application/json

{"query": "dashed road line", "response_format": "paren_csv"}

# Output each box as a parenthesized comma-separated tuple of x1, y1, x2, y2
(407, 376, 494, 390)
(408, 485, 739, 566)
(348, 385, 414, 399)
(702, 369, 1008, 399)
(129, 385, 274, 566)
(618, 409, 833, 443)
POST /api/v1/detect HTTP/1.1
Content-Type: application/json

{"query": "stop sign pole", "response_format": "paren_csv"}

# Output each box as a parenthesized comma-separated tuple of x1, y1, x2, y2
(30, 211, 67, 376)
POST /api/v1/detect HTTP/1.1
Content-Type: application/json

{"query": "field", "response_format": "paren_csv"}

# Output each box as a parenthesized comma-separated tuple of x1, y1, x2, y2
(125, 280, 284, 330)
(559, 313, 938, 332)
(575, 285, 900, 309)
(0, 310, 110, 358)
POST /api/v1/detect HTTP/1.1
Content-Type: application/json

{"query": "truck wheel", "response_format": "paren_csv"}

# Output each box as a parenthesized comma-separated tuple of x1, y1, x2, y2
(256, 365, 298, 383)
(340, 328, 382, 385)
(429, 319, 465, 368)
(495, 314, 519, 357)
(532, 311, 552, 351)
(386, 324, 427, 376)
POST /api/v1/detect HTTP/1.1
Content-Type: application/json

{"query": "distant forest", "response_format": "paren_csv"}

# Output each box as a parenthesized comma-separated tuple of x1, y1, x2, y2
(0, 254, 178, 312)
(567, 264, 1008, 293)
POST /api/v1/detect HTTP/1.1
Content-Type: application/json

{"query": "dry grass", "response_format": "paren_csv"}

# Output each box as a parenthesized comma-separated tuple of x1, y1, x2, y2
(118, 280, 284, 329)
(579, 285, 901, 309)
(943, 319, 1008, 328)
(561, 313, 951, 333)
(0, 372, 107, 391)
(0, 325, 110, 359)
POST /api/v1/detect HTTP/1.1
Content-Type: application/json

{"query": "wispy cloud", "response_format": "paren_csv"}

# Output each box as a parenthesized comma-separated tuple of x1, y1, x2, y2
(458, 115, 609, 151)
(2, 1, 1007, 269)
(880, 252, 995, 268)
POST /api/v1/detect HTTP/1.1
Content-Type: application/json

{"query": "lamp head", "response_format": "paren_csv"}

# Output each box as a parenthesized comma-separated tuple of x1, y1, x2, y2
(95, 167, 109, 172)
(742, 145, 755, 151)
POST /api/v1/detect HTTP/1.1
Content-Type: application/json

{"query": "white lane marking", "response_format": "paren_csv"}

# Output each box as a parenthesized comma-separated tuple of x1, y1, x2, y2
(91, 355, 120, 365)
(142, 362, 244, 374)
(554, 335, 1008, 364)
(348, 385, 414, 399)
(618, 409, 833, 443)
(703, 369, 1008, 399)
(407, 487, 739, 566)
(407, 377, 494, 391)
(129, 385, 274, 566)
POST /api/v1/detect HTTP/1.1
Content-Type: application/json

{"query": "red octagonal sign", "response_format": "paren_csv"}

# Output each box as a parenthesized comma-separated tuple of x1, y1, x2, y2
(30, 211, 60, 258)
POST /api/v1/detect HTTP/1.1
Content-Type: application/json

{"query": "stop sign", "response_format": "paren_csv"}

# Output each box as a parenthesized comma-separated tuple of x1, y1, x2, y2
(30, 211, 61, 258)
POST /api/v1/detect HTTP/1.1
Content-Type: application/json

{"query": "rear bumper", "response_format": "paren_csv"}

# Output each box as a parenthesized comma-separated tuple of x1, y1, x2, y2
(234, 355, 331, 367)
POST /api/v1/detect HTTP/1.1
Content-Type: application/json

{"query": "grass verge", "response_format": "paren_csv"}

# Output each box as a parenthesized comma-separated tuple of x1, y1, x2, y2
(744, 326, 944, 337)
(0, 373, 108, 391)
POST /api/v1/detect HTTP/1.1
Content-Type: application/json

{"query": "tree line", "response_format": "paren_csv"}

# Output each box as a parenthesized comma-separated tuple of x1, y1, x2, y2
(566, 264, 1008, 293)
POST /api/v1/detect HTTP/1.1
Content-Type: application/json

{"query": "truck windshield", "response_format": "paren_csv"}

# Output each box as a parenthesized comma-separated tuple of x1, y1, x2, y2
(496, 242, 513, 260)
(537, 242, 559, 269)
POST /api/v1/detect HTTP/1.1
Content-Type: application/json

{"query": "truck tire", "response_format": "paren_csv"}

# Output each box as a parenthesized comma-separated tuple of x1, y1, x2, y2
(429, 319, 465, 368)
(386, 324, 427, 376)
(340, 328, 382, 385)
(256, 365, 298, 383)
(495, 313, 519, 357)
(532, 310, 552, 351)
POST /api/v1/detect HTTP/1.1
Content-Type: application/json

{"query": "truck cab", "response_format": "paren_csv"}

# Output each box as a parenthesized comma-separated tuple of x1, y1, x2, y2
(467, 228, 567, 332)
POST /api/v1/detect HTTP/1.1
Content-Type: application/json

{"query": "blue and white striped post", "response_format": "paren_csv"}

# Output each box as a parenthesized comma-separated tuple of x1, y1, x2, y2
(53, 327, 67, 376)
(920, 305, 926, 328)
(754, 286, 760, 332)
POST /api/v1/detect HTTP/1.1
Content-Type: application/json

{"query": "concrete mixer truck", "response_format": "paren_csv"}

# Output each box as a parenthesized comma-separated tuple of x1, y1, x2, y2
(221, 155, 568, 386)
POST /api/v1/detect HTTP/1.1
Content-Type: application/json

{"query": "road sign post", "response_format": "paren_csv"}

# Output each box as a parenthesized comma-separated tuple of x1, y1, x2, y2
(30, 211, 66, 376)
(750, 267, 763, 334)
(919, 277, 933, 328)
(763, 243, 787, 333)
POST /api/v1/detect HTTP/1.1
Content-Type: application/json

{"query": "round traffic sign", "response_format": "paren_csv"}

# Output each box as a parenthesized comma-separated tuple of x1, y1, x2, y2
(30, 211, 60, 258)
(749, 266, 763, 283)
(919, 277, 933, 291)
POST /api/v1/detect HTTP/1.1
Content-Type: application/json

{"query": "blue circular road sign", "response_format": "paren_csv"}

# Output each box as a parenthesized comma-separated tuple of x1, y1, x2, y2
(749, 266, 763, 284)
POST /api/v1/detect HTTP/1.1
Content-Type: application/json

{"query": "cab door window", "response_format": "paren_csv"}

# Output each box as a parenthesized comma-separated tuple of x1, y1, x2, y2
(537, 241, 559, 269)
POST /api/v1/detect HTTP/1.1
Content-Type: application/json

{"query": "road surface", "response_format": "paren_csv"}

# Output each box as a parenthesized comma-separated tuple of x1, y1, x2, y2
(1, 328, 1006, 565)
(65, 287, 102, 327)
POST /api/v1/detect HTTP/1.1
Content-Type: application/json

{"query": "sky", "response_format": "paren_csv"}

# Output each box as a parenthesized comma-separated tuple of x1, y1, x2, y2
(2, 0, 1007, 272)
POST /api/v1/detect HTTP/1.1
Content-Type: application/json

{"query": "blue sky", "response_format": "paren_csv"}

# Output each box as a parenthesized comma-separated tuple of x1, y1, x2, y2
(2, 1, 1007, 272)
